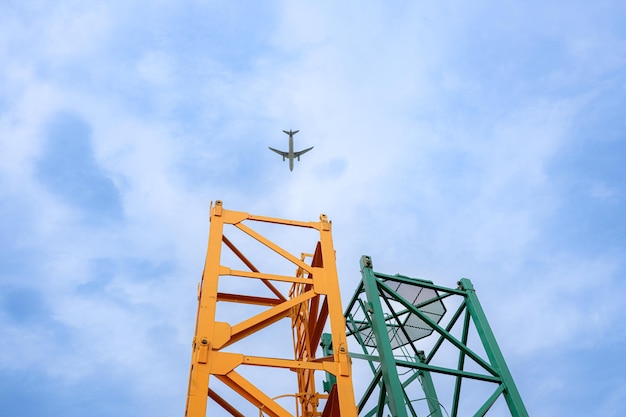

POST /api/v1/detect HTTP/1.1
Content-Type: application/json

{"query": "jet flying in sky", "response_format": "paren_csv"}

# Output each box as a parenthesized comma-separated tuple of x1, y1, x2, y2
(269, 130, 314, 171)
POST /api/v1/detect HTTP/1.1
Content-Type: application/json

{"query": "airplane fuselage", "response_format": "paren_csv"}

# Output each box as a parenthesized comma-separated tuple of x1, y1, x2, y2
(288, 134, 295, 171)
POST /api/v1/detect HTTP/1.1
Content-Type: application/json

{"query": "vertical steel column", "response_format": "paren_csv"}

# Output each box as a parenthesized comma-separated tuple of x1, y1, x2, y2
(459, 279, 529, 417)
(360, 256, 409, 417)
(320, 217, 359, 417)
(185, 201, 225, 417)
(415, 351, 443, 417)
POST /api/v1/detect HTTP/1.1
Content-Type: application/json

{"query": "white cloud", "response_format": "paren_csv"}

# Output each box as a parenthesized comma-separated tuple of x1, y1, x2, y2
(589, 181, 619, 200)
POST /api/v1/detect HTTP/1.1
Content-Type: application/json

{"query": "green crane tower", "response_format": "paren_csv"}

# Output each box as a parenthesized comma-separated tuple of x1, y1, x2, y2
(340, 255, 529, 417)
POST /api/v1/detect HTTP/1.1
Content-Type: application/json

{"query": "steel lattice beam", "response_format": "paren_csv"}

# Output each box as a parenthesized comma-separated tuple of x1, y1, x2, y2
(184, 201, 358, 417)
(345, 255, 529, 417)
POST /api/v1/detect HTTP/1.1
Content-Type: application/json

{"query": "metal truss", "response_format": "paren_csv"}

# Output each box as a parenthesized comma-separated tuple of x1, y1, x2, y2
(344, 256, 529, 417)
(185, 201, 358, 417)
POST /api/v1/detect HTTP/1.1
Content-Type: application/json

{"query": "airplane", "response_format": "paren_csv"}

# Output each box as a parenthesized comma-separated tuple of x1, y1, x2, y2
(268, 130, 314, 171)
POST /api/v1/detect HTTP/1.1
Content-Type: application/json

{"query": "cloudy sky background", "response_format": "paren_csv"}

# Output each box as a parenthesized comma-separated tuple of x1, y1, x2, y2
(1, 1, 625, 416)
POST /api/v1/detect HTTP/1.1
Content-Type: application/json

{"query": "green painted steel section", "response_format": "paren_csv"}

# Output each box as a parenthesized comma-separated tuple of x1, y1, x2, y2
(380, 296, 418, 357)
(349, 353, 502, 383)
(360, 371, 383, 415)
(348, 300, 385, 413)
(372, 271, 466, 296)
(473, 384, 505, 417)
(346, 256, 529, 417)
(416, 351, 443, 417)
(360, 255, 409, 417)
(427, 299, 466, 363)
(376, 279, 498, 377)
(459, 278, 530, 417)
(320, 333, 337, 393)
(451, 307, 471, 417)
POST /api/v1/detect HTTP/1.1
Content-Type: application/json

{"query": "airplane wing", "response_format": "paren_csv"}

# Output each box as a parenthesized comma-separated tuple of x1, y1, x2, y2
(268, 147, 288, 158)
(294, 146, 314, 157)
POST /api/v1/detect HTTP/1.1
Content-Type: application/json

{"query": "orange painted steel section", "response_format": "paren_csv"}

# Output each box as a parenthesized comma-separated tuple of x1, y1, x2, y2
(208, 389, 245, 417)
(184, 201, 357, 417)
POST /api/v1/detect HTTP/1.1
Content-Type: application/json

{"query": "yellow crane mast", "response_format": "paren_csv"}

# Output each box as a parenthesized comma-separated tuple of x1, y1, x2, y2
(185, 201, 358, 417)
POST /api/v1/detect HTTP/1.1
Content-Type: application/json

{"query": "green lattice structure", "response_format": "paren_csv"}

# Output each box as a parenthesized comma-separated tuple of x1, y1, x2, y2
(342, 255, 529, 417)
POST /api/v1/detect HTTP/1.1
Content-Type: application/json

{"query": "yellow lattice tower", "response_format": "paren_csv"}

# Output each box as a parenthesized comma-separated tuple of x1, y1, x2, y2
(185, 201, 357, 417)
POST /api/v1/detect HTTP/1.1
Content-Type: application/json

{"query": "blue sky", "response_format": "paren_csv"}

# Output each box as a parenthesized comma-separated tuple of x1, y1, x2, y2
(1, 1, 625, 416)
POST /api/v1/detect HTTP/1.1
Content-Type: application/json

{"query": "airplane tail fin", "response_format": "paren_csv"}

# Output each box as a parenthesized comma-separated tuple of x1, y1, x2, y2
(282, 129, 299, 135)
